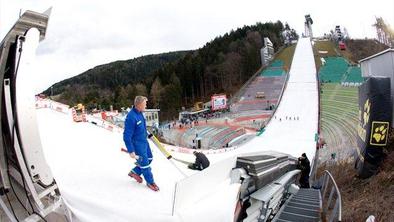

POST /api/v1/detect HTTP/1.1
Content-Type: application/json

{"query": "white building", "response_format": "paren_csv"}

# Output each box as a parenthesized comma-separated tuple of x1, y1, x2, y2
(260, 37, 274, 66)
(143, 109, 160, 127)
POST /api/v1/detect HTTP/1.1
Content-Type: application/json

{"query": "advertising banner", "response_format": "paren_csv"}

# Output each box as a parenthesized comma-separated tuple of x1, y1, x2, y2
(211, 94, 227, 111)
(356, 77, 391, 178)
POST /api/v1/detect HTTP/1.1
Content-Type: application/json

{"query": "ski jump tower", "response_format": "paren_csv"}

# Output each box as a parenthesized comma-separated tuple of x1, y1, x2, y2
(304, 14, 313, 38)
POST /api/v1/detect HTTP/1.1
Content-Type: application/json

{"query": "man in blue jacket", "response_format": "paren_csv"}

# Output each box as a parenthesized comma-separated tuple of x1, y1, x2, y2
(123, 96, 159, 191)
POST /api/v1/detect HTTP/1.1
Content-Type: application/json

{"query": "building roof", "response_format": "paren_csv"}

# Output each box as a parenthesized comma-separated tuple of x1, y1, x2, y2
(144, 109, 160, 112)
(359, 48, 394, 63)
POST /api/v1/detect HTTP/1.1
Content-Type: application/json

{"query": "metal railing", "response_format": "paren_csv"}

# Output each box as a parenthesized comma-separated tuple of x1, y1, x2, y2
(320, 170, 342, 222)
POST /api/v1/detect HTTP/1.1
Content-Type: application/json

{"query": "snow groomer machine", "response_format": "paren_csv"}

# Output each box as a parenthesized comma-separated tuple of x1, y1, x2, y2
(231, 152, 322, 222)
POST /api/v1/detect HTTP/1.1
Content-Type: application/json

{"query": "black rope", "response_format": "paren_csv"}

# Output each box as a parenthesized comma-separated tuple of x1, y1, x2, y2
(8, 171, 31, 214)
(4, 129, 31, 216)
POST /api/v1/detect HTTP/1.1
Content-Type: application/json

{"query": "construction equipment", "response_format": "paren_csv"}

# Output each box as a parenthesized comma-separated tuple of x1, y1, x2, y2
(339, 41, 346, 50)
(194, 102, 204, 111)
(72, 103, 86, 122)
(256, 92, 265, 98)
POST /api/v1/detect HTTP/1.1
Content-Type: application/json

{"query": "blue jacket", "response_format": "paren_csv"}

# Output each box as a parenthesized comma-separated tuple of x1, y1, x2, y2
(123, 107, 150, 154)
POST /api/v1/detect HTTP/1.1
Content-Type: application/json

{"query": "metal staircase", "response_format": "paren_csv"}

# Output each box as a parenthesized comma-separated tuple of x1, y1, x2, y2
(272, 170, 342, 222)
(233, 151, 342, 222)
(273, 188, 321, 222)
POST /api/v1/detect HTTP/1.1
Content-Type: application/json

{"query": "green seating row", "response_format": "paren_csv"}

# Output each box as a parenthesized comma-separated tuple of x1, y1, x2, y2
(260, 59, 285, 76)
(270, 60, 284, 67)
(320, 82, 359, 155)
(321, 114, 357, 145)
(322, 101, 358, 112)
(343, 67, 364, 83)
(319, 57, 349, 83)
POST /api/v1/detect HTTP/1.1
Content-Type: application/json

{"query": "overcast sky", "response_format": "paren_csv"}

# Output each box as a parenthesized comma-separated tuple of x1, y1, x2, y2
(1, 0, 393, 93)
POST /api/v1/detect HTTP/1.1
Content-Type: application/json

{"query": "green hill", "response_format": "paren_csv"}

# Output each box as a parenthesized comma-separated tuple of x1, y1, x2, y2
(43, 51, 189, 108)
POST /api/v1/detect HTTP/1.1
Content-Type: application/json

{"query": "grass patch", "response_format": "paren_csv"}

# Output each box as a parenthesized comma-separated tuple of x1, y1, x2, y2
(275, 44, 296, 72)
(313, 40, 341, 71)
(315, 40, 338, 57)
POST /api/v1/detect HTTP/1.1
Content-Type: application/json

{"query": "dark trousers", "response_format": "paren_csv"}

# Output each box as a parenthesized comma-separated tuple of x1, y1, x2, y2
(299, 174, 310, 188)
(188, 163, 202, 171)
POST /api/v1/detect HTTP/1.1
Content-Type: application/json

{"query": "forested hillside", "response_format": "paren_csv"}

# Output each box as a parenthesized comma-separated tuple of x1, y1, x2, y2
(344, 39, 389, 62)
(43, 51, 188, 110)
(45, 21, 295, 120)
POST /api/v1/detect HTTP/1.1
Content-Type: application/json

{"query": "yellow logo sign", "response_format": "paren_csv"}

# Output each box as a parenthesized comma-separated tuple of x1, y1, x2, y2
(370, 121, 389, 146)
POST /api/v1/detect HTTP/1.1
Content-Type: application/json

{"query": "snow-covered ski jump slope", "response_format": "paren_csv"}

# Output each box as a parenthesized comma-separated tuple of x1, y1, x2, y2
(36, 37, 318, 222)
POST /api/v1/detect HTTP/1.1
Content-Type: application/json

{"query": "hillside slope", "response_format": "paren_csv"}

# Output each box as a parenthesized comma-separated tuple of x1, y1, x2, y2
(318, 146, 393, 221)
(153, 21, 288, 119)
(45, 21, 293, 120)
(344, 39, 389, 62)
(43, 51, 188, 108)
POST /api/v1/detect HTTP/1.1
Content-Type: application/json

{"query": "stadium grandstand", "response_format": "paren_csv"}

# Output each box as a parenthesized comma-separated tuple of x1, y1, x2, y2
(319, 56, 364, 86)
(320, 82, 359, 162)
(319, 57, 349, 83)
(161, 58, 290, 149)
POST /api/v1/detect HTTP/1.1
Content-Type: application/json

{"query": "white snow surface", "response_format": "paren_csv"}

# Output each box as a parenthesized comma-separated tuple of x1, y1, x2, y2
(36, 38, 317, 222)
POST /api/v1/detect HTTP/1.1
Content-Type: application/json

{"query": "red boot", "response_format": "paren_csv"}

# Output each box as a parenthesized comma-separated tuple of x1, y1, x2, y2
(128, 171, 143, 183)
(147, 183, 160, 191)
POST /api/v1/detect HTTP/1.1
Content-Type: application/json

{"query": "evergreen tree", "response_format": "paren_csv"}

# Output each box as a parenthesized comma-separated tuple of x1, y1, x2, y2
(150, 77, 163, 108)
(135, 83, 148, 98)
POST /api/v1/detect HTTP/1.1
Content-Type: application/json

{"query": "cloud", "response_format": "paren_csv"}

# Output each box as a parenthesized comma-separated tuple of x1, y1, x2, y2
(1, 0, 394, 93)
